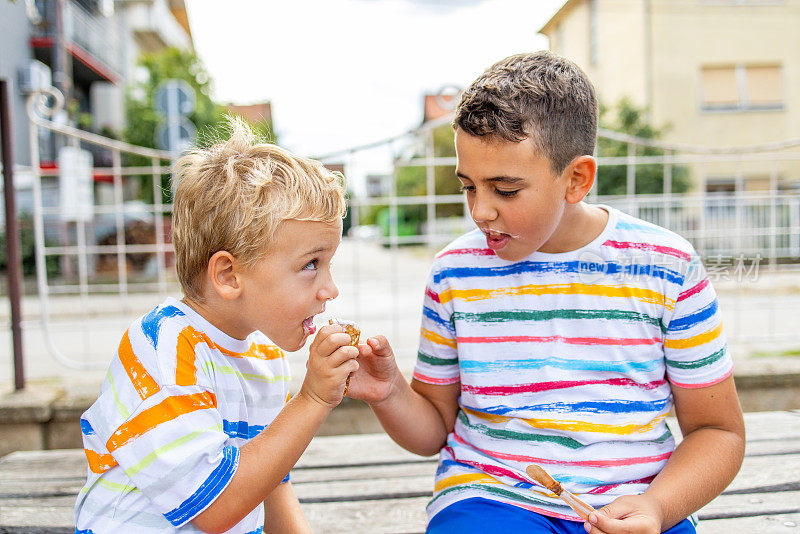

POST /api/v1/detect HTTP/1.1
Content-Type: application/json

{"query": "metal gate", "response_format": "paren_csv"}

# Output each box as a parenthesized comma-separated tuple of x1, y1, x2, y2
(10, 86, 800, 383)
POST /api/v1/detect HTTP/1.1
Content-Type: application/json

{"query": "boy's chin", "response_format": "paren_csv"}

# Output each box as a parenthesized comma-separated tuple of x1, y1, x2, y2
(495, 246, 531, 262)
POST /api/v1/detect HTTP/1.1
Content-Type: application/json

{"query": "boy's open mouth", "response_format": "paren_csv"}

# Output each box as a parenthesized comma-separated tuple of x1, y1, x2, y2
(302, 317, 316, 335)
(483, 229, 512, 251)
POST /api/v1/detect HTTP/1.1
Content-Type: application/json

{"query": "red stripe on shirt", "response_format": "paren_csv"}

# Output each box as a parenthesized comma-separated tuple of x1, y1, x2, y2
(678, 278, 709, 302)
(437, 248, 496, 258)
(602, 240, 691, 262)
(452, 432, 673, 467)
(462, 378, 667, 396)
(425, 287, 441, 304)
(457, 335, 662, 346)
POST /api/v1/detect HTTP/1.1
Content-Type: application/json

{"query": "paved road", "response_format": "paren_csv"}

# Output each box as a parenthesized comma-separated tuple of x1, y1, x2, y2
(1, 239, 799, 393)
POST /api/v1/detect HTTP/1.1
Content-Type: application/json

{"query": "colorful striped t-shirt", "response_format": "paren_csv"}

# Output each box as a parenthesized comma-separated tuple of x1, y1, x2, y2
(414, 206, 732, 522)
(75, 297, 291, 533)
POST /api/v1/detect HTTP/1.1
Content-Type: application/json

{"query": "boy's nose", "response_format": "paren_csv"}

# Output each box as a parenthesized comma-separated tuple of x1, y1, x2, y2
(318, 277, 339, 302)
(470, 195, 497, 223)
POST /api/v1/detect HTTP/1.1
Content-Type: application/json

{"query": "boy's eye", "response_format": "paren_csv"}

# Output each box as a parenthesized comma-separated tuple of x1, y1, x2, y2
(459, 185, 475, 193)
(496, 189, 519, 198)
(303, 259, 318, 271)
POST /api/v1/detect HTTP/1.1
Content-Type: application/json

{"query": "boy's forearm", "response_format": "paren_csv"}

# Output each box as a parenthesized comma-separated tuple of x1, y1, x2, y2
(192, 393, 329, 533)
(262, 482, 312, 534)
(369, 375, 451, 456)
(644, 426, 745, 530)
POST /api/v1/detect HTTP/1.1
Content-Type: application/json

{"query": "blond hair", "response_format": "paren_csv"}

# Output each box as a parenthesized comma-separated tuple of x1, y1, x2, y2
(172, 117, 346, 302)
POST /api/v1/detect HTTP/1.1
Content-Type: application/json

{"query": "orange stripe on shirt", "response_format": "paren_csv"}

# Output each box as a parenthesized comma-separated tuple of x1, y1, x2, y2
(179, 326, 283, 360)
(84, 448, 118, 473)
(106, 390, 217, 453)
(118, 330, 160, 400)
(175, 328, 203, 386)
(175, 326, 285, 385)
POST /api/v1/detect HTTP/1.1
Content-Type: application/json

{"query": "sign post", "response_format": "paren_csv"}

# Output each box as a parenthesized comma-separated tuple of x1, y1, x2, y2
(154, 79, 196, 154)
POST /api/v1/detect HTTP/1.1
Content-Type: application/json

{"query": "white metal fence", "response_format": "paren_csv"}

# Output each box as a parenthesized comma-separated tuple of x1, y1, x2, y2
(8, 88, 800, 377)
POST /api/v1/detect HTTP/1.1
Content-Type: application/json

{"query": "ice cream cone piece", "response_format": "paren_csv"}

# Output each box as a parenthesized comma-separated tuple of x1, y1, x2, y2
(329, 319, 361, 397)
(526, 464, 597, 521)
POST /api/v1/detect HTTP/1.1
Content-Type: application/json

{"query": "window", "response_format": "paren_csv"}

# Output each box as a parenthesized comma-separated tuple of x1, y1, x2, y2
(701, 65, 783, 111)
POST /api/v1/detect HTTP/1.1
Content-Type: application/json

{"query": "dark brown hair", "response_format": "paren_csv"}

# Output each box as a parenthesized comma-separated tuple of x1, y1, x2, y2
(454, 51, 598, 174)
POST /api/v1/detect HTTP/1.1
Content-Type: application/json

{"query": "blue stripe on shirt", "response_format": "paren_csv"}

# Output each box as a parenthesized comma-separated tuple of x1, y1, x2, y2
(432, 260, 683, 285)
(164, 444, 240, 526)
(424, 306, 455, 333)
(469, 397, 671, 416)
(223, 420, 266, 440)
(141, 305, 185, 348)
(459, 357, 662, 374)
(668, 300, 718, 332)
(80, 418, 94, 436)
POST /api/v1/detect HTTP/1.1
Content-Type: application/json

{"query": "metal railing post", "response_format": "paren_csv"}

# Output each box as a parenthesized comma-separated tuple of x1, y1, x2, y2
(1, 79, 25, 390)
(425, 128, 436, 248)
(152, 156, 168, 296)
(112, 149, 129, 311)
(626, 142, 636, 216)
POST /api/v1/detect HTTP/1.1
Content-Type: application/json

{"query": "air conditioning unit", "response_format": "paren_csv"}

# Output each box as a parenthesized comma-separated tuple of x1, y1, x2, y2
(18, 60, 52, 94)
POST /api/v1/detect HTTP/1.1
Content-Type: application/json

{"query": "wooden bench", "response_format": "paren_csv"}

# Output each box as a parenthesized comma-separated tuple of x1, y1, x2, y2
(1, 411, 798, 533)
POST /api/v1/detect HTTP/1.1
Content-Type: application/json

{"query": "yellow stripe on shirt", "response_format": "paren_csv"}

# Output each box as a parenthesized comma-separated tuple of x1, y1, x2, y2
(664, 323, 723, 350)
(438, 283, 674, 311)
(461, 406, 668, 435)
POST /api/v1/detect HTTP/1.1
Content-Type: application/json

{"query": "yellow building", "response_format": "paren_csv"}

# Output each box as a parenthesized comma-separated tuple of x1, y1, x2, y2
(539, 0, 800, 192)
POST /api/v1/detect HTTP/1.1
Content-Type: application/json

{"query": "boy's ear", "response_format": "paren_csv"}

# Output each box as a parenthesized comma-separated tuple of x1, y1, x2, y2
(563, 155, 597, 204)
(207, 251, 242, 301)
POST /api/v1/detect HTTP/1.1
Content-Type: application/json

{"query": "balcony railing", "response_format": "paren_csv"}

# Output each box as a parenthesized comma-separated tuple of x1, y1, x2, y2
(31, 0, 120, 81)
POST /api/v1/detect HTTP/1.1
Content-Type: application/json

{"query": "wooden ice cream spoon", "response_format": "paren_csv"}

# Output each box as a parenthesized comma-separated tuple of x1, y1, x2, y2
(526, 464, 598, 521)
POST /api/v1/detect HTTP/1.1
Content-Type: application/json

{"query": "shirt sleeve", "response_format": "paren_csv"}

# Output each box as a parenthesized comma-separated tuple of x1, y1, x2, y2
(413, 263, 460, 385)
(663, 251, 733, 388)
(105, 383, 239, 527)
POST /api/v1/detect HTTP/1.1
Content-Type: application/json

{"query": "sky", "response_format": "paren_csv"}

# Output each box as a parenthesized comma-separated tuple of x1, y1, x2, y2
(186, 0, 565, 161)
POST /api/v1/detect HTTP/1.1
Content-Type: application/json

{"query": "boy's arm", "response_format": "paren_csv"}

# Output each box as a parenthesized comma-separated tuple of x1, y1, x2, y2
(262, 481, 312, 534)
(191, 327, 357, 534)
(348, 336, 460, 456)
(373, 376, 460, 456)
(586, 375, 745, 534)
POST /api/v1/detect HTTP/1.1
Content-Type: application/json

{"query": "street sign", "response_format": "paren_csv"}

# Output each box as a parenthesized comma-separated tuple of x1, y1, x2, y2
(154, 79, 195, 116)
(155, 119, 196, 154)
(154, 79, 196, 153)
(57, 146, 93, 222)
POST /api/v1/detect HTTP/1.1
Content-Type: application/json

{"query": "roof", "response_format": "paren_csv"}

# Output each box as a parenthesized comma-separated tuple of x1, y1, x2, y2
(538, 0, 582, 35)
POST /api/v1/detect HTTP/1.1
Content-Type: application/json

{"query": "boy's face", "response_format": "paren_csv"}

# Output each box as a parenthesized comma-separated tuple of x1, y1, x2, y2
(455, 129, 571, 261)
(238, 218, 342, 351)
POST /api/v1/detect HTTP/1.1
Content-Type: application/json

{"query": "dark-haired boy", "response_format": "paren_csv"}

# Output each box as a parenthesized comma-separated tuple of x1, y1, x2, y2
(349, 51, 744, 534)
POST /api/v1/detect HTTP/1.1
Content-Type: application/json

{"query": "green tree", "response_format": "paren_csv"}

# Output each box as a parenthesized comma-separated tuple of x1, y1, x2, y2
(363, 125, 463, 235)
(597, 98, 690, 196)
(124, 47, 226, 203)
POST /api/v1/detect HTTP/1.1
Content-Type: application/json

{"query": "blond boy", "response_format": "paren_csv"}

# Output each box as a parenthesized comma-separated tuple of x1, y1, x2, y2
(75, 120, 358, 533)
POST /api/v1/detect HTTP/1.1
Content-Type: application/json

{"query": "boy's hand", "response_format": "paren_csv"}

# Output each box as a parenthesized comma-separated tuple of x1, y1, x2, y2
(299, 324, 359, 409)
(345, 335, 400, 405)
(583, 494, 663, 534)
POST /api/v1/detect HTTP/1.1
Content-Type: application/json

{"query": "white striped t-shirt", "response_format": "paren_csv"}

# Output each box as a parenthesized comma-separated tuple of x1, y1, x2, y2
(414, 206, 732, 522)
(75, 297, 291, 533)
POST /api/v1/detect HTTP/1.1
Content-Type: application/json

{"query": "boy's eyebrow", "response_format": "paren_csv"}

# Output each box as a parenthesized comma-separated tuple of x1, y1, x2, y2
(302, 246, 329, 256)
(456, 172, 525, 185)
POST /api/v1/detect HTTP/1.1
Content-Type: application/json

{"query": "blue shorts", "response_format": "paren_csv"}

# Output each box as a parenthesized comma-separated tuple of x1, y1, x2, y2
(427, 498, 696, 534)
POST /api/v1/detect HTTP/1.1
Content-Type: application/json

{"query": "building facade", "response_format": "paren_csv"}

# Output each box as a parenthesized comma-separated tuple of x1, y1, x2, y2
(539, 0, 800, 192)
